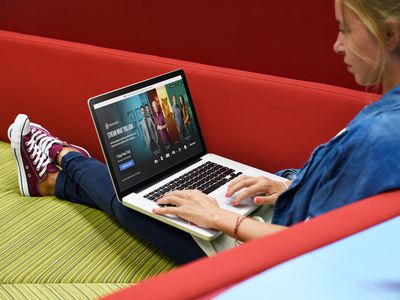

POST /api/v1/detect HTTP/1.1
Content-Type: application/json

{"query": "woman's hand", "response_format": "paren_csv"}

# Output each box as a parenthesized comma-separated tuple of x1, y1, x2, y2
(226, 175, 291, 206)
(153, 190, 222, 229)
(154, 189, 288, 241)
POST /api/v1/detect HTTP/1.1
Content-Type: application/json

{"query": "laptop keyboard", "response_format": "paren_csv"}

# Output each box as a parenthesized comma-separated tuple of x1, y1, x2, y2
(144, 161, 242, 201)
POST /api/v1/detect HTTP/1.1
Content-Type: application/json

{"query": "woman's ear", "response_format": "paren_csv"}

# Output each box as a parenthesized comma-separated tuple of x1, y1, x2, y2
(385, 18, 400, 52)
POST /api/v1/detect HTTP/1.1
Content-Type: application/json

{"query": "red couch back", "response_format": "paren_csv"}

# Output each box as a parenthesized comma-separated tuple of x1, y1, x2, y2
(0, 0, 359, 90)
(0, 30, 377, 172)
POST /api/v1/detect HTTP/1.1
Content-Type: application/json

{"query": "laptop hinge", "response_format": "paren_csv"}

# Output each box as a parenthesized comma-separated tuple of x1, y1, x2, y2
(133, 157, 202, 193)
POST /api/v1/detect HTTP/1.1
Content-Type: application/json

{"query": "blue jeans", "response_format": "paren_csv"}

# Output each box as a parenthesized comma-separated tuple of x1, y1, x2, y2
(55, 152, 206, 264)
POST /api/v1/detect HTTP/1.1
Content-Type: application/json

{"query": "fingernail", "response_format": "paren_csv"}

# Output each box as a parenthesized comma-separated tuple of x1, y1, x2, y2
(152, 208, 156, 213)
(255, 197, 261, 204)
(233, 201, 237, 206)
(225, 192, 230, 198)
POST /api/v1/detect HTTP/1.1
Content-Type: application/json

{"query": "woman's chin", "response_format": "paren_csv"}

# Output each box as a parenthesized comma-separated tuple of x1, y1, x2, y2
(353, 75, 365, 86)
(354, 75, 371, 87)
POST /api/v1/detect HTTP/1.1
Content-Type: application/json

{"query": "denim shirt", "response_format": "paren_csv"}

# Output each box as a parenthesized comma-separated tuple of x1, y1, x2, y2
(272, 85, 400, 226)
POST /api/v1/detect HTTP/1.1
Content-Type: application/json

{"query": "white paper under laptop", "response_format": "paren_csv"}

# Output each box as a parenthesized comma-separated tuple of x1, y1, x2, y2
(88, 69, 284, 240)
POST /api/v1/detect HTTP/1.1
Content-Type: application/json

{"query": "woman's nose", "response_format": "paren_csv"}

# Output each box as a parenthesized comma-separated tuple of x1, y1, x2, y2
(333, 33, 345, 55)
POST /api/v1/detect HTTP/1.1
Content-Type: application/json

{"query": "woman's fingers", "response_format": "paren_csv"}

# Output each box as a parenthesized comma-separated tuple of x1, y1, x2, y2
(227, 177, 258, 197)
(154, 193, 190, 216)
(227, 175, 254, 192)
(153, 189, 220, 229)
(233, 181, 268, 205)
(226, 175, 284, 206)
(163, 190, 192, 198)
(156, 195, 185, 206)
(153, 205, 181, 216)
(228, 174, 252, 186)
(253, 194, 278, 205)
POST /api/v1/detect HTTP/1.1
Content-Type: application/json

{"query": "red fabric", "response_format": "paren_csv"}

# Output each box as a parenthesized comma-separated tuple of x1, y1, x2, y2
(0, 29, 396, 300)
(0, 30, 378, 173)
(102, 190, 400, 300)
(0, 0, 359, 90)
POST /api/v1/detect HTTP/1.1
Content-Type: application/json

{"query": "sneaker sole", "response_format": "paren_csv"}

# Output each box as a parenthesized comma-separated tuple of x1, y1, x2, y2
(11, 114, 31, 197)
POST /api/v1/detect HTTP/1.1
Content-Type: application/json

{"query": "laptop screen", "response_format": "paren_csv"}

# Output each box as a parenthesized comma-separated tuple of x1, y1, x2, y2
(89, 70, 206, 196)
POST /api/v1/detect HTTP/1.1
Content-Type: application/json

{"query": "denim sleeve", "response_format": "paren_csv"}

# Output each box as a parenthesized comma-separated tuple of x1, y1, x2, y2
(275, 168, 299, 180)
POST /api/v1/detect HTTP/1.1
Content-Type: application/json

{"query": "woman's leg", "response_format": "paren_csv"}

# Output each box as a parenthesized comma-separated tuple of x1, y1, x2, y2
(9, 114, 205, 263)
(55, 151, 206, 264)
(55, 170, 100, 209)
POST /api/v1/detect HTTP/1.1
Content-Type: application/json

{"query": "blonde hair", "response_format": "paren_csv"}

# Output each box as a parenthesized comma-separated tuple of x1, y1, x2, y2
(340, 0, 400, 88)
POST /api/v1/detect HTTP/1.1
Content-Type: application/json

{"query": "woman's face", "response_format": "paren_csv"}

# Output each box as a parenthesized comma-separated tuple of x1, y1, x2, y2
(333, 0, 381, 86)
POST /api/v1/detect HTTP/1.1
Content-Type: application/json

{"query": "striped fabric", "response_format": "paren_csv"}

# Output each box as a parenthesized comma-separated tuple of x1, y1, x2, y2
(0, 142, 176, 298)
(0, 283, 128, 300)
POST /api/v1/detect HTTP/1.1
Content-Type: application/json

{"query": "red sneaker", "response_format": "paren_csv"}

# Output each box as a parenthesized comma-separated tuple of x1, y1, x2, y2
(10, 114, 58, 196)
(8, 119, 90, 162)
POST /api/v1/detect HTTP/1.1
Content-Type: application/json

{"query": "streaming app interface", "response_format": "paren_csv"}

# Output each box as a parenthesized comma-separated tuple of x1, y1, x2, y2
(93, 75, 203, 193)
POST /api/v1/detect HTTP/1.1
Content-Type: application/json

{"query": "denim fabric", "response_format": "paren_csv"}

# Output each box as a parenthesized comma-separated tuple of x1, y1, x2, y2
(55, 152, 205, 264)
(273, 85, 400, 226)
(275, 168, 299, 180)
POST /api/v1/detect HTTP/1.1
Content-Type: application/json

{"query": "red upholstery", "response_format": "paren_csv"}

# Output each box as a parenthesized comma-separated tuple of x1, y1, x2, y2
(0, 1, 359, 90)
(1, 29, 396, 300)
(0, 30, 377, 173)
(102, 190, 400, 300)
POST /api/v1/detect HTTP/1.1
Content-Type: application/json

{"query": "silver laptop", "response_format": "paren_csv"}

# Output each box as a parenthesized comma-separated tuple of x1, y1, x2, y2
(88, 69, 283, 240)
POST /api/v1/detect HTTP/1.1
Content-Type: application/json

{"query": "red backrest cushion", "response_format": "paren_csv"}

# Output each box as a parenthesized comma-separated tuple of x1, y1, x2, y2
(0, 30, 377, 172)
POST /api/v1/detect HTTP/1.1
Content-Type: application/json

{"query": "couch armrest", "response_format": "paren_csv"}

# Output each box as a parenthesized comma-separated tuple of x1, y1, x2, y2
(102, 190, 400, 299)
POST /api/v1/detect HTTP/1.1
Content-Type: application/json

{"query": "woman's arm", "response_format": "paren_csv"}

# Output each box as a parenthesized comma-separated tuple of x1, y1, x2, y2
(154, 189, 287, 242)
(211, 207, 287, 241)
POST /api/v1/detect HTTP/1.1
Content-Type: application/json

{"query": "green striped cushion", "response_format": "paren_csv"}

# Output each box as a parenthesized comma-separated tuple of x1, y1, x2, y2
(0, 141, 175, 288)
(0, 283, 128, 300)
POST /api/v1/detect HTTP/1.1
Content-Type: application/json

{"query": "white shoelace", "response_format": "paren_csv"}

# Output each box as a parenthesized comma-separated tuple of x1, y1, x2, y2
(31, 128, 62, 157)
(25, 137, 51, 177)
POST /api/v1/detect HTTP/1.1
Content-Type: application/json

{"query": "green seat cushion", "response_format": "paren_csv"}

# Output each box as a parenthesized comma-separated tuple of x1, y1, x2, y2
(0, 141, 176, 296)
(0, 283, 128, 300)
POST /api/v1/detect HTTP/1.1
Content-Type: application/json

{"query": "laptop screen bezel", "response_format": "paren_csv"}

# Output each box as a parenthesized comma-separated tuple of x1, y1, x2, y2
(88, 69, 208, 200)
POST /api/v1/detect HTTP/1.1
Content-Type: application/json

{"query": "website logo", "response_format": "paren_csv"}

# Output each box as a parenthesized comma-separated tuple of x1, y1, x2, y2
(105, 121, 120, 130)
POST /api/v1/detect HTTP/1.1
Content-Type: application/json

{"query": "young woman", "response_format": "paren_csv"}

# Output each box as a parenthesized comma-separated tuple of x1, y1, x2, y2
(8, 0, 400, 264)
(155, 0, 400, 238)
